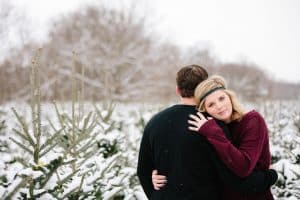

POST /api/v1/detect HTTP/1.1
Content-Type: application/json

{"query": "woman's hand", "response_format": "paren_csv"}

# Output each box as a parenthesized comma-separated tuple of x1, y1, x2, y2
(152, 170, 167, 190)
(188, 112, 211, 132)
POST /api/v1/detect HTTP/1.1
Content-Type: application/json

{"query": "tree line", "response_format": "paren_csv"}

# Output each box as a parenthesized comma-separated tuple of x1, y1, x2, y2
(0, 2, 299, 103)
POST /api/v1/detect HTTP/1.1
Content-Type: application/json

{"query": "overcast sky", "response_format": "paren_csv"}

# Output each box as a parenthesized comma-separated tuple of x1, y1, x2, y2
(8, 0, 300, 83)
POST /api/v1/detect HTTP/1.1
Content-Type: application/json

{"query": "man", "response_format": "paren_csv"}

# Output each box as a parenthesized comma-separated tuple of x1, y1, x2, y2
(137, 65, 277, 199)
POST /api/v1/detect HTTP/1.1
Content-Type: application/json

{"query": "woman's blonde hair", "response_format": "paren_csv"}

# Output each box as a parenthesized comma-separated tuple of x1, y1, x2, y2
(195, 75, 245, 122)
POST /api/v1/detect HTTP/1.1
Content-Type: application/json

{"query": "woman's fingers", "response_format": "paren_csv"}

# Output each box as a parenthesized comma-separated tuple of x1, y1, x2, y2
(188, 126, 199, 131)
(188, 112, 209, 132)
(153, 182, 166, 190)
(153, 175, 167, 182)
(189, 114, 200, 121)
(188, 115, 201, 131)
(154, 179, 167, 185)
(152, 170, 167, 181)
(188, 119, 198, 126)
(152, 169, 167, 190)
(154, 183, 166, 190)
(196, 112, 206, 119)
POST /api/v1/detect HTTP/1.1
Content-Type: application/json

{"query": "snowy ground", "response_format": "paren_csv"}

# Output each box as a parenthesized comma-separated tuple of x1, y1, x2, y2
(0, 101, 299, 199)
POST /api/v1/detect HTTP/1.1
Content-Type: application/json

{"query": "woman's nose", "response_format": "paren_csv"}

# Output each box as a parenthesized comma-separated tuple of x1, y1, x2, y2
(216, 102, 222, 109)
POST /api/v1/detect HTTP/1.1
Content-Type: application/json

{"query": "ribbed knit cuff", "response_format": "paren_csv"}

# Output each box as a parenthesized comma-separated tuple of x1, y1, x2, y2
(198, 119, 219, 136)
(268, 169, 278, 185)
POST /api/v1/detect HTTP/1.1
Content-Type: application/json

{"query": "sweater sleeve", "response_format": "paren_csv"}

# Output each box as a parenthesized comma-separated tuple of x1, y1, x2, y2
(199, 113, 268, 177)
(209, 147, 278, 193)
(137, 127, 155, 199)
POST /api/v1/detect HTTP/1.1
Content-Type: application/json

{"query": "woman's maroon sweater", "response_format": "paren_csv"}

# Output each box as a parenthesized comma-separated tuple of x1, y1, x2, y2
(199, 110, 274, 200)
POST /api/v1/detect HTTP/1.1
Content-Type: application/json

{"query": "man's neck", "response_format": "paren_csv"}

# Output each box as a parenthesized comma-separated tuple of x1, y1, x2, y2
(180, 97, 197, 106)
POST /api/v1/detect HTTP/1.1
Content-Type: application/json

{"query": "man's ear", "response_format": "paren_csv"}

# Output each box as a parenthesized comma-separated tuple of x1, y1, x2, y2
(176, 86, 181, 96)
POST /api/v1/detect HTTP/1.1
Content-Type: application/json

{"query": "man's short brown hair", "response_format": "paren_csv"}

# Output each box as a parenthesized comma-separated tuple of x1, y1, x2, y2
(176, 64, 208, 97)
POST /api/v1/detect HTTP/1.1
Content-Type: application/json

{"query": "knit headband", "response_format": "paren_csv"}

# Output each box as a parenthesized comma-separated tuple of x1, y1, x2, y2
(199, 86, 225, 102)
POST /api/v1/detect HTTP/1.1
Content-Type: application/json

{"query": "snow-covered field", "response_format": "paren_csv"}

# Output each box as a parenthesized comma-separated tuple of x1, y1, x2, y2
(0, 101, 299, 199)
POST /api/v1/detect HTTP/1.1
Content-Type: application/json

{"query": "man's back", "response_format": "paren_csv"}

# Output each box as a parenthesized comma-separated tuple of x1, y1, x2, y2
(137, 104, 221, 200)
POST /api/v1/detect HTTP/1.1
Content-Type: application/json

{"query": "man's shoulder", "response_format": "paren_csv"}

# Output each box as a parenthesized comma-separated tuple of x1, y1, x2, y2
(149, 104, 197, 121)
(144, 104, 198, 133)
(142, 105, 175, 137)
(146, 105, 176, 126)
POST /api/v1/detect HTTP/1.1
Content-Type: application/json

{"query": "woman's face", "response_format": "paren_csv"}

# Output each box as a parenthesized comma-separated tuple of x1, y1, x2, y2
(203, 90, 233, 123)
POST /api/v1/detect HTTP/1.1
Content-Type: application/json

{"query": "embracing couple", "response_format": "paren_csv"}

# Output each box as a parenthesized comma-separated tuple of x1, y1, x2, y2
(137, 65, 277, 200)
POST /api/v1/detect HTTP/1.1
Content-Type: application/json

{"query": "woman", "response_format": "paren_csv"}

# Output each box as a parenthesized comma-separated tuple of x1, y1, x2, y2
(189, 75, 274, 199)
(153, 75, 275, 199)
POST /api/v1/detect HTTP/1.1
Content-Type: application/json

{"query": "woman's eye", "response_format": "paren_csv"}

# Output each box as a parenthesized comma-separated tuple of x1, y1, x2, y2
(219, 96, 225, 101)
(207, 103, 214, 107)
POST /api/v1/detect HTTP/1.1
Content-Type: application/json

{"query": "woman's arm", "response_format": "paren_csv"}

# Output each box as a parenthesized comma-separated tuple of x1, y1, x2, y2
(189, 112, 268, 177)
(208, 146, 277, 193)
(151, 159, 278, 194)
